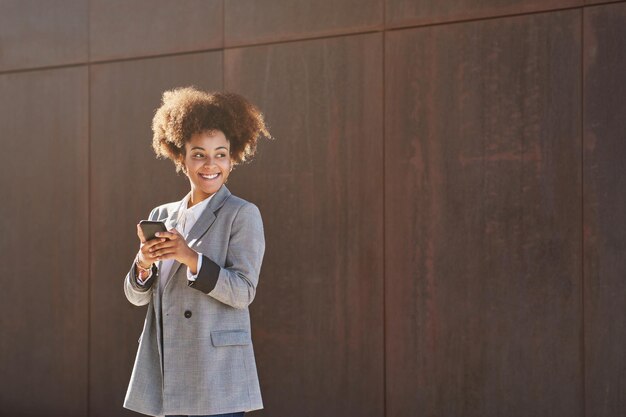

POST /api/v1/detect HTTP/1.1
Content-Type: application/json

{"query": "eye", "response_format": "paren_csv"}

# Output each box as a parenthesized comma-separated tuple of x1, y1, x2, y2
(217, 153, 226, 158)
(192, 153, 205, 158)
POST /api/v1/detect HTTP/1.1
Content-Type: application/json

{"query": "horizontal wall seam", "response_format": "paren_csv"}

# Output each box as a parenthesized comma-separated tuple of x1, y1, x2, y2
(384, 0, 625, 32)
(1, 1, 624, 76)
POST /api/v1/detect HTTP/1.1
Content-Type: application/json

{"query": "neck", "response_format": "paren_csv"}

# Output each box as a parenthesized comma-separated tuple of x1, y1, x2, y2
(189, 189, 214, 208)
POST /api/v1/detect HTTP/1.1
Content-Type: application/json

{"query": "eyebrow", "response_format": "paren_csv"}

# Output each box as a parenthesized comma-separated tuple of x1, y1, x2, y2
(191, 146, 229, 151)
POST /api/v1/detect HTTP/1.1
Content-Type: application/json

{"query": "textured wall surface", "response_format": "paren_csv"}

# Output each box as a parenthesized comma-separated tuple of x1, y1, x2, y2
(225, 33, 384, 417)
(0, 67, 89, 415)
(0, 1, 624, 416)
(583, 4, 626, 417)
(88, 53, 223, 417)
(385, 11, 582, 417)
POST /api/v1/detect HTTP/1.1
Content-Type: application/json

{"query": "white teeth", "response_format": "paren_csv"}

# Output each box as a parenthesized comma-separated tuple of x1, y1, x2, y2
(200, 173, 219, 180)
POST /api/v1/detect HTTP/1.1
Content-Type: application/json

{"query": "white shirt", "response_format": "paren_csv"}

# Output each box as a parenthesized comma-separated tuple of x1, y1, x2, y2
(137, 192, 214, 287)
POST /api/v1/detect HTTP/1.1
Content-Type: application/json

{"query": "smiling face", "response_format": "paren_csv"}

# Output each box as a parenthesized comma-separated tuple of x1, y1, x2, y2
(182, 130, 232, 205)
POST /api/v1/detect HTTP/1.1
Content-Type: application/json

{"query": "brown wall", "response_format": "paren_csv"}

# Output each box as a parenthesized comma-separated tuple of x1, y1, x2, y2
(0, 1, 624, 416)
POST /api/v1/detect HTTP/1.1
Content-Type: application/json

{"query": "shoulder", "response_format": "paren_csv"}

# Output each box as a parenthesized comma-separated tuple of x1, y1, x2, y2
(223, 194, 263, 225)
(226, 194, 261, 214)
(148, 200, 181, 221)
(224, 194, 258, 211)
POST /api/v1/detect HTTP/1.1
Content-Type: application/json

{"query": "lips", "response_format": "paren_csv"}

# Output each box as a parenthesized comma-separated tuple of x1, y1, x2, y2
(199, 172, 220, 180)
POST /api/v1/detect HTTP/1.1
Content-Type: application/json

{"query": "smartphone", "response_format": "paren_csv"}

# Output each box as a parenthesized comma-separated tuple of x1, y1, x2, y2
(139, 220, 168, 242)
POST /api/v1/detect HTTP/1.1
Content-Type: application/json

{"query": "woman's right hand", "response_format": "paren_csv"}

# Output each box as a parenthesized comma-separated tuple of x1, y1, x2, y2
(136, 224, 166, 268)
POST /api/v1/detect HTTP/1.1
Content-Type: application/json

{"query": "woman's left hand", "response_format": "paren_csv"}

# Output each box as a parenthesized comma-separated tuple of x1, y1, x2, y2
(149, 229, 198, 272)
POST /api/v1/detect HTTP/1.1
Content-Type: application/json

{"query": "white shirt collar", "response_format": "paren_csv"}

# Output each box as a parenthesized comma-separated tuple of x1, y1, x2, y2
(176, 192, 215, 235)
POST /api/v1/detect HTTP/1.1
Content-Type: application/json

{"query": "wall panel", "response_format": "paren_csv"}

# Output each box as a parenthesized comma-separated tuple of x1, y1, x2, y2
(0, 0, 88, 71)
(225, 33, 384, 417)
(225, 0, 382, 46)
(385, 11, 582, 417)
(1, 0, 622, 415)
(90, 0, 223, 61)
(583, 4, 626, 416)
(89, 52, 222, 417)
(386, 0, 582, 28)
(0, 67, 89, 416)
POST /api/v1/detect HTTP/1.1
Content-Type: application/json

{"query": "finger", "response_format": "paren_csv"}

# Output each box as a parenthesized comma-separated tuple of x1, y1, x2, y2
(141, 242, 161, 256)
(141, 240, 164, 256)
(155, 230, 178, 240)
(144, 238, 167, 250)
(149, 240, 176, 253)
(155, 249, 176, 260)
(136, 224, 146, 243)
(153, 246, 177, 256)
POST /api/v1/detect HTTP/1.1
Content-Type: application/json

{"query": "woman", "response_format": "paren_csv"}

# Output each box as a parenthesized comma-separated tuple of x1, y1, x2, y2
(123, 87, 270, 417)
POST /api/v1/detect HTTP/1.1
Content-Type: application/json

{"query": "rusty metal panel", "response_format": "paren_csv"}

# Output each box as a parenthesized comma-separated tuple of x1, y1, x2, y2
(385, 11, 582, 417)
(0, 67, 89, 415)
(90, 0, 223, 61)
(225, 0, 382, 47)
(386, 0, 582, 28)
(89, 52, 222, 417)
(0, 0, 88, 71)
(583, 4, 626, 416)
(224, 33, 384, 417)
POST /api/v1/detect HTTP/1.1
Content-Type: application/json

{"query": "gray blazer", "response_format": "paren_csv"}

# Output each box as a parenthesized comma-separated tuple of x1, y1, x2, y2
(123, 184, 264, 416)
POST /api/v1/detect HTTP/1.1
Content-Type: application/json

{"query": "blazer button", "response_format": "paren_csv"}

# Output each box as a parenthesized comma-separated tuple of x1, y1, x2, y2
(184, 310, 192, 319)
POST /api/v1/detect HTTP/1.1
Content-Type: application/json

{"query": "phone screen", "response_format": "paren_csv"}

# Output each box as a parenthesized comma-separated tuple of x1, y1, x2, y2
(139, 220, 168, 241)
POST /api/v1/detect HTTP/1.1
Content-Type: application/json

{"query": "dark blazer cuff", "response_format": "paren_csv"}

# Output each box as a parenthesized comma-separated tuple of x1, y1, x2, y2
(187, 255, 220, 293)
(130, 263, 157, 291)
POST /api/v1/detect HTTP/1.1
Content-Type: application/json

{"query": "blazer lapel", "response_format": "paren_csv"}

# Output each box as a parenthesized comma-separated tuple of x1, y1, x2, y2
(153, 192, 186, 276)
(163, 195, 186, 231)
(162, 185, 232, 291)
(186, 185, 232, 248)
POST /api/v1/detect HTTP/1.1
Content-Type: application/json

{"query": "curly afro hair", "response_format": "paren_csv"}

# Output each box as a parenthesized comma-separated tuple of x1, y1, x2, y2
(151, 86, 271, 173)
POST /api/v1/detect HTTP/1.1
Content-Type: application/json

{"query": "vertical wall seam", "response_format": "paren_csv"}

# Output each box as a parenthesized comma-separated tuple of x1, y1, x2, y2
(222, 0, 226, 89)
(382, 0, 387, 414)
(580, 7, 586, 417)
(86, 0, 91, 415)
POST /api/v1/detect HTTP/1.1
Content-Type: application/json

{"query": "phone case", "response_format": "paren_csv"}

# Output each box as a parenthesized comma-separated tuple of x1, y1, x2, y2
(139, 220, 168, 241)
